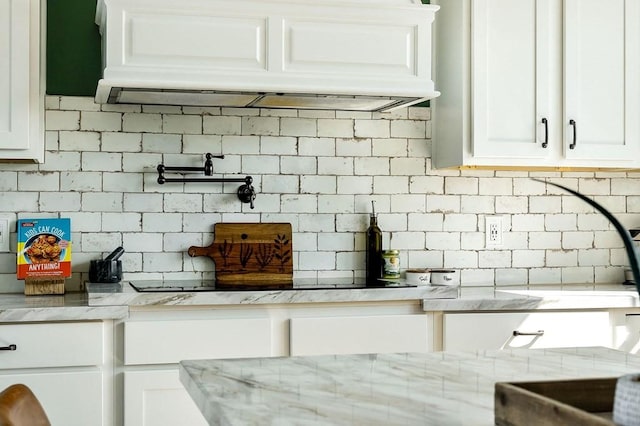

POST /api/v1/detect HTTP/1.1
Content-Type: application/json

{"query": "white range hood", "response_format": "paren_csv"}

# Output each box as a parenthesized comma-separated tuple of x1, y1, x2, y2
(94, 0, 439, 112)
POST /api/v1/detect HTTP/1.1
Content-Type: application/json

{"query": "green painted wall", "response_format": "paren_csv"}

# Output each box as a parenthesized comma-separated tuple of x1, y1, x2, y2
(46, 0, 101, 96)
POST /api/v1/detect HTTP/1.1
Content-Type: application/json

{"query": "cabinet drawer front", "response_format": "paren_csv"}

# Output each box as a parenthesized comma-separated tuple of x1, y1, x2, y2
(0, 369, 103, 426)
(0, 322, 103, 369)
(290, 315, 430, 356)
(444, 311, 612, 351)
(124, 318, 272, 365)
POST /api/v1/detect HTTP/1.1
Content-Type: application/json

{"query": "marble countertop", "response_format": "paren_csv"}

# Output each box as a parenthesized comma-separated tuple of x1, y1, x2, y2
(2, 281, 639, 323)
(180, 347, 640, 425)
(423, 283, 640, 311)
(0, 292, 128, 322)
(86, 280, 458, 306)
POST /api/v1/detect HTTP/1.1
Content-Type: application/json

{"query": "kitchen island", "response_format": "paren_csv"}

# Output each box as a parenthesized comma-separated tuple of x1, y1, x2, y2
(179, 347, 640, 425)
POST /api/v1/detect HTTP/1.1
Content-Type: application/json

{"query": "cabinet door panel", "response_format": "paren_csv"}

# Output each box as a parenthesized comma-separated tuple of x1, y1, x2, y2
(563, 0, 640, 161)
(444, 311, 612, 351)
(124, 318, 272, 365)
(472, 0, 554, 159)
(124, 369, 207, 426)
(0, 0, 43, 162)
(0, 370, 103, 426)
(290, 315, 430, 356)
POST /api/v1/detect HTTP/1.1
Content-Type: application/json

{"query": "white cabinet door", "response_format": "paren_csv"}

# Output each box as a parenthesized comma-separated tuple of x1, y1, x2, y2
(124, 369, 207, 426)
(290, 314, 431, 356)
(0, 370, 103, 426)
(433, 0, 640, 169)
(0, 0, 44, 162)
(443, 311, 612, 351)
(562, 0, 640, 162)
(471, 0, 555, 161)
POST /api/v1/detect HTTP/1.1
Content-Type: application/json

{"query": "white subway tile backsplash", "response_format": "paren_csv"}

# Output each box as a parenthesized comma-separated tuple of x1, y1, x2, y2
(45, 110, 80, 130)
(1, 96, 637, 291)
(18, 171, 60, 191)
(298, 137, 335, 156)
(561, 267, 593, 284)
(478, 177, 513, 195)
(390, 120, 426, 138)
(1, 192, 39, 212)
(81, 111, 122, 132)
(529, 267, 562, 285)
(102, 132, 142, 152)
(40, 192, 81, 212)
(102, 212, 141, 232)
(337, 176, 372, 195)
(545, 214, 577, 231)
(529, 231, 562, 249)
(372, 138, 408, 157)
(123, 113, 162, 133)
(81, 193, 122, 212)
(354, 119, 389, 138)
(298, 251, 335, 270)
(164, 194, 203, 213)
(60, 130, 101, 152)
(300, 176, 335, 194)
(512, 250, 545, 268)
(61, 171, 102, 191)
(444, 250, 477, 268)
(142, 213, 183, 232)
(318, 195, 354, 213)
(445, 177, 478, 195)
(390, 158, 426, 176)
(242, 116, 279, 136)
(143, 252, 184, 272)
(374, 176, 409, 194)
(317, 119, 353, 138)
(281, 117, 317, 137)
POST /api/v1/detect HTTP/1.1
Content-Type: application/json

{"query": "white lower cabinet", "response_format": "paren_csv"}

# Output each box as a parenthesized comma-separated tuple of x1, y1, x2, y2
(290, 314, 432, 356)
(443, 311, 613, 351)
(124, 370, 207, 426)
(0, 321, 106, 426)
(122, 316, 273, 426)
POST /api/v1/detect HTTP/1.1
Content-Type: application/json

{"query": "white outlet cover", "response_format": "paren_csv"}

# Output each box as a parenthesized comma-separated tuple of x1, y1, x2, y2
(485, 215, 503, 248)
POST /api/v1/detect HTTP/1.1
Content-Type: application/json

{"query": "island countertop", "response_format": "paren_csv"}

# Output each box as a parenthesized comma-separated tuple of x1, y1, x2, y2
(179, 347, 640, 426)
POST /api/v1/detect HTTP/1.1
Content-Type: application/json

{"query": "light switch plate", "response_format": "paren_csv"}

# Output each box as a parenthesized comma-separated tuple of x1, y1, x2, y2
(0, 215, 12, 252)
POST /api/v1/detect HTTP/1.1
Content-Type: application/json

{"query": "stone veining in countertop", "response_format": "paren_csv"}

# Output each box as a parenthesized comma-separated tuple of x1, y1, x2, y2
(423, 284, 640, 311)
(180, 347, 640, 426)
(86, 281, 458, 306)
(0, 292, 128, 322)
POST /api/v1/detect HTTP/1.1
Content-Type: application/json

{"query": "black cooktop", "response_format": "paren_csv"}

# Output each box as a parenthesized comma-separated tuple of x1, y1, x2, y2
(129, 278, 416, 292)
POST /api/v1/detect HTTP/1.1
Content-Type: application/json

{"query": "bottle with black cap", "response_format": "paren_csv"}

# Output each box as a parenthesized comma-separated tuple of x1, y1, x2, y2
(366, 201, 382, 286)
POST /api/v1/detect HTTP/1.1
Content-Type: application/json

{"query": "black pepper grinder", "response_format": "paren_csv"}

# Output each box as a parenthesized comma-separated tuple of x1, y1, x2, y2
(366, 201, 383, 286)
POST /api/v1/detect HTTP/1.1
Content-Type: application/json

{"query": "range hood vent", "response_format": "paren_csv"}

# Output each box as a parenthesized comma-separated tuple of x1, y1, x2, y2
(95, 0, 439, 112)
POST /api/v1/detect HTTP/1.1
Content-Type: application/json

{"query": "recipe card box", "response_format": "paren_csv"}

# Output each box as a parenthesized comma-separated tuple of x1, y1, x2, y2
(17, 218, 72, 279)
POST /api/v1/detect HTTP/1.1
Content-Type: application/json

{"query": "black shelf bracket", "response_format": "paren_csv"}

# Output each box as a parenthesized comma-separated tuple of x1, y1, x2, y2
(157, 153, 256, 209)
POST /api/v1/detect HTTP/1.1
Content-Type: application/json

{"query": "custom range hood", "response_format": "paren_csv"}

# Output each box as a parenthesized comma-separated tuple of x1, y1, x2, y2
(95, 0, 439, 112)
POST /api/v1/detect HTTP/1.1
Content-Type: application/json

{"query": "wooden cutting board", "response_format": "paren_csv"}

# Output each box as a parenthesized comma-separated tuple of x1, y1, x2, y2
(188, 223, 293, 287)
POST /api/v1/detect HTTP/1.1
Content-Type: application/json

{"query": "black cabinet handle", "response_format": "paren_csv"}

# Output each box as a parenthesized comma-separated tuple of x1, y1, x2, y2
(569, 119, 577, 149)
(541, 118, 548, 148)
(513, 330, 544, 337)
(0, 344, 17, 351)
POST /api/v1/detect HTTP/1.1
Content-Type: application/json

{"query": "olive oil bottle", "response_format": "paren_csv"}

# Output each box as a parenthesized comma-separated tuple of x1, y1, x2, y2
(366, 201, 382, 286)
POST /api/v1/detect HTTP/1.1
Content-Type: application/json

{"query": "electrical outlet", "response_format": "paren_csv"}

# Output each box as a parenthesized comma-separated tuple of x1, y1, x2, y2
(0, 215, 10, 252)
(485, 216, 503, 248)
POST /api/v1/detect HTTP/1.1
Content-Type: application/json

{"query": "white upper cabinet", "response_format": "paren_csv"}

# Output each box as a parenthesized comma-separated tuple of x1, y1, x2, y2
(0, 0, 44, 163)
(432, 0, 640, 169)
